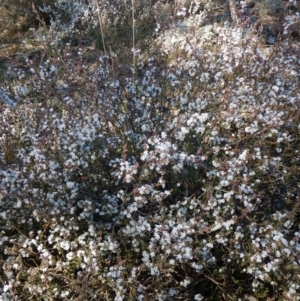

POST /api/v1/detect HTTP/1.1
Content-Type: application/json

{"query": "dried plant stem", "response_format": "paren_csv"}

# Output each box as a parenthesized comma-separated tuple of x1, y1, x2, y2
(131, 0, 136, 82)
(228, 0, 239, 25)
(95, 0, 107, 56)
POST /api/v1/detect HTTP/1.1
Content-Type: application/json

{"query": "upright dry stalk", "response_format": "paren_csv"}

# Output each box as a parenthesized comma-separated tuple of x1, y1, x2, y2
(228, 0, 239, 25)
(131, 0, 136, 82)
(95, 0, 107, 56)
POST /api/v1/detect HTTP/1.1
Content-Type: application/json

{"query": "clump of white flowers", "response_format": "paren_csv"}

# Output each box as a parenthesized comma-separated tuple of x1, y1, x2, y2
(0, 0, 300, 300)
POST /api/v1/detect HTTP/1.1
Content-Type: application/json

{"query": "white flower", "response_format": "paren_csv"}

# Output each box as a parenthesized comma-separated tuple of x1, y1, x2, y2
(189, 68, 196, 76)
(211, 222, 222, 232)
(66, 252, 74, 260)
(3, 283, 12, 292)
(141, 124, 149, 132)
(180, 97, 188, 105)
(140, 151, 149, 161)
(220, 179, 229, 187)
(169, 259, 175, 265)
(215, 191, 222, 199)
(180, 278, 190, 287)
(239, 150, 248, 161)
(200, 73, 209, 82)
(214, 72, 222, 80)
(50, 65, 57, 73)
(245, 124, 258, 134)
(60, 240, 70, 251)
(194, 294, 203, 301)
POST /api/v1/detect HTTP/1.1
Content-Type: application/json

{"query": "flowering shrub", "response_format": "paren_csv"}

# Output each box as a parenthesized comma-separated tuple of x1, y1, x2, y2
(0, 1, 300, 300)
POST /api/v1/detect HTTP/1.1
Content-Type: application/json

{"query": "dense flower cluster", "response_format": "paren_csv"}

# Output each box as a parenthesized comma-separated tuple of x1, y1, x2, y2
(0, 1, 300, 300)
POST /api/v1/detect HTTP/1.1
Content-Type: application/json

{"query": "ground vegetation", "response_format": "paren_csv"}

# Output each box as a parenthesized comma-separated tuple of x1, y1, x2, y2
(0, 1, 300, 300)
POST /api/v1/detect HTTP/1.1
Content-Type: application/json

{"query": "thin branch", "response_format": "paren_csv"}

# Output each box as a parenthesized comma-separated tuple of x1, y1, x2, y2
(131, 0, 135, 82)
(95, 0, 107, 56)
